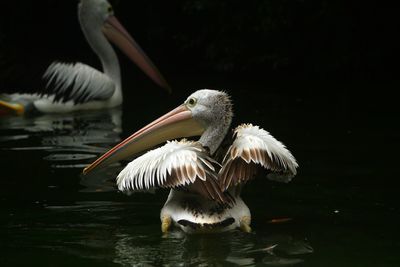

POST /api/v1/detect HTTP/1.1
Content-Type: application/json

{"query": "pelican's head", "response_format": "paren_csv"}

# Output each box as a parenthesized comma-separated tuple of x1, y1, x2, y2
(79, 0, 114, 27)
(83, 89, 233, 175)
(78, 0, 170, 91)
(184, 89, 233, 128)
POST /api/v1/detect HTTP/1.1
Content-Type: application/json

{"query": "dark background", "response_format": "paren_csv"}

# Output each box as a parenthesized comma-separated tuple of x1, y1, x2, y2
(0, 0, 397, 89)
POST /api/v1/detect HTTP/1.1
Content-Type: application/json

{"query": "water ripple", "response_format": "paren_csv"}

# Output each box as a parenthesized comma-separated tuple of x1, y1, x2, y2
(0, 108, 122, 192)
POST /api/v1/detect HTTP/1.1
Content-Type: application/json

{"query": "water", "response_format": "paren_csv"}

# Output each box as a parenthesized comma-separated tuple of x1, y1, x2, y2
(0, 84, 398, 266)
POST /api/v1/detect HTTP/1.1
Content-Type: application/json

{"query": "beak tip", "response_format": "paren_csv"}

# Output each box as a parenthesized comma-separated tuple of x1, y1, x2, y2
(82, 166, 90, 175)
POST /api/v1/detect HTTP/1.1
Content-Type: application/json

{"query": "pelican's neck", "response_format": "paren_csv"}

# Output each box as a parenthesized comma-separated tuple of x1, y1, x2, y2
(199, 118, 231, 155)
(79, 16, 122, 104)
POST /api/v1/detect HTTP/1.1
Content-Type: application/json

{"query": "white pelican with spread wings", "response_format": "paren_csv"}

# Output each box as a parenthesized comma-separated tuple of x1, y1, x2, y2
(84, 89, 298, 233)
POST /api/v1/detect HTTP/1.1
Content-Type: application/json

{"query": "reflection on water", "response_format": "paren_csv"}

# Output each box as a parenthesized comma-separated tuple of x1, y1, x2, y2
(114, 229, 312, 266)
(0, 108, 122, 161)
(0, 108, 122, 192)
(2, 201, 312, 266)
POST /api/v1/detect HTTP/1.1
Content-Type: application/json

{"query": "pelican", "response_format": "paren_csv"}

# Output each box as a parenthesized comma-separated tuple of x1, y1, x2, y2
(83, 89, 298, 233)
(0, 0, 169, 115)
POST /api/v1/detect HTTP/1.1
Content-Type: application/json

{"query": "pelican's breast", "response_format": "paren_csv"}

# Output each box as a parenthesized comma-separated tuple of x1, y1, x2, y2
(161, 190, 250, 233)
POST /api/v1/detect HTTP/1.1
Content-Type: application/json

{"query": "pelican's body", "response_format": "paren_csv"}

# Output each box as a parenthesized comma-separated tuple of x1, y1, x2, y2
(161, 188, 250, 233)
(83, 89, 298, 233)
(0, 0, 169, 115)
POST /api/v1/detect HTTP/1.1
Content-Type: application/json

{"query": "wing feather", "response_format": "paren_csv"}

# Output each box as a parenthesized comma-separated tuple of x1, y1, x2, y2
(117, 139, 230, 203)
(42, 62, 115, 104)
(224, 160, 235, 189)
(219, 123, 299, 190)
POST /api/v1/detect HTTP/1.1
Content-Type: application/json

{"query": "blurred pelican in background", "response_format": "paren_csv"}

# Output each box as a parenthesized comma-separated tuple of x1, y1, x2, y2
(0, 0, 170, 115)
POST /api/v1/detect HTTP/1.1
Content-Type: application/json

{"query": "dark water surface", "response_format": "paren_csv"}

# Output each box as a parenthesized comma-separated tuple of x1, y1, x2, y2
(0, 82, 398, 266)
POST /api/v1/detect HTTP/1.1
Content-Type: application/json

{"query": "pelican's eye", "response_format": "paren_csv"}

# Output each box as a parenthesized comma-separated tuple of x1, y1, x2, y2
(187, 97, 197, 107)
(107, 6, 113, 14)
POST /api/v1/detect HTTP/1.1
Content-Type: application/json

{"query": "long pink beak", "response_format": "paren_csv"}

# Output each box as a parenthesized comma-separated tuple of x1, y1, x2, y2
(83, 104, 204, 175)
(102, 16, 171, 92)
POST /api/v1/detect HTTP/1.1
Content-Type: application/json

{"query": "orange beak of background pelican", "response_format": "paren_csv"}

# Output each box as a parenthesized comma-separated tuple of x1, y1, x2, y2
(102, 16, 171, 92)
(83, 104, 204, 175)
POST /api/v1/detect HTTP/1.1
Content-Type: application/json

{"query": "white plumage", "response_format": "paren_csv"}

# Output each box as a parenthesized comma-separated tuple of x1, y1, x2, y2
(219, 123, 298, 189)
(118, 123, 298, 196)
(43, 62, 115, 104)
(117, 140, 218, 191)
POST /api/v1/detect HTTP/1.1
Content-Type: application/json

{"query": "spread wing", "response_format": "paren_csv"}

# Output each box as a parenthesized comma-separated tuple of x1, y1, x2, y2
(42, 62, 115, 104)
(219, 123, 298, 190)
(117, 139, 230, 204)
